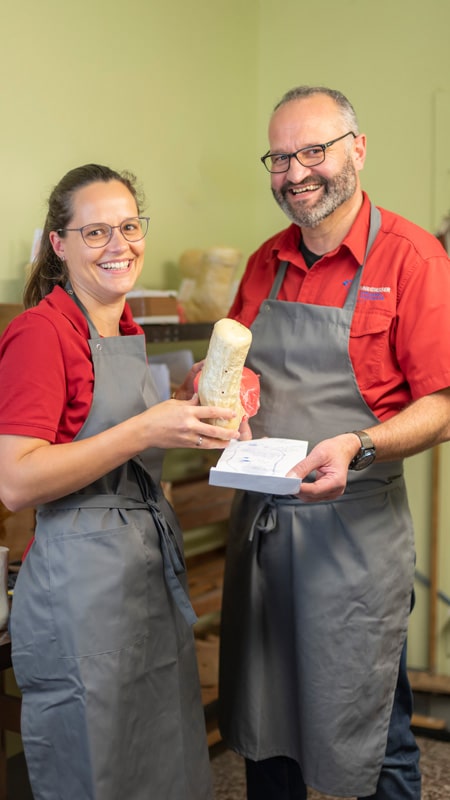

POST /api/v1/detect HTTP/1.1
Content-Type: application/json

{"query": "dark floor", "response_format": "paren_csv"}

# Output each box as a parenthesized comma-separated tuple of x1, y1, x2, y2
(7, 734, 450, 799)
(211, 735, 450, 799)
(6, 753, 32, 799)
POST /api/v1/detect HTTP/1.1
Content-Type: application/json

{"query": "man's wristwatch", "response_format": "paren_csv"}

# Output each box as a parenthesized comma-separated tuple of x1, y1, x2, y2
(348, 430, 376, 471)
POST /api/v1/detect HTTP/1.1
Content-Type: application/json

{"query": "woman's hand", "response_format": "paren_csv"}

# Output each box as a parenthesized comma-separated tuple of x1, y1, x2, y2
(139, 393, 240, 450)
(172, 360, 204, 401)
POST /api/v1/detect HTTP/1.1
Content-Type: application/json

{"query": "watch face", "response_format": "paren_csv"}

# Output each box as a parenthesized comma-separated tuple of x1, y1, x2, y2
(351, 450, 376, 471)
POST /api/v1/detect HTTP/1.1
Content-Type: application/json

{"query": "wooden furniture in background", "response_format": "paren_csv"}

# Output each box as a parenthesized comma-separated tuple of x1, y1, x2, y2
(428, 216, 450, 675)
(167, 473, 234, 746)
(0, 636, 20, 800)
(0, 503, 35, 800)
(409, 218, 450, 731)
(0, 304, 23, 336)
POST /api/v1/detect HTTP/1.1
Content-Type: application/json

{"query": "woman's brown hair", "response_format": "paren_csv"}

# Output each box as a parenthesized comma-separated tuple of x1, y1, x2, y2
(24, 164, 144, 308)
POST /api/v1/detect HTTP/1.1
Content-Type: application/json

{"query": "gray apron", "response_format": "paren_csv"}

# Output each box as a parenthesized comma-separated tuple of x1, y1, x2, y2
(219, 206, 415, 796)
(11, 295, 212, 800)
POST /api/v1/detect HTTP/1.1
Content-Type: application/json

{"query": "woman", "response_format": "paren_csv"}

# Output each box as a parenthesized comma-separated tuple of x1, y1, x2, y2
(0, 164, 242, 800)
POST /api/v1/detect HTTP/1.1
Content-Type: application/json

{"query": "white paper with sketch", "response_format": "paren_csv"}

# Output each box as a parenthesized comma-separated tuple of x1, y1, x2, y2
(209, 437, 308, 494)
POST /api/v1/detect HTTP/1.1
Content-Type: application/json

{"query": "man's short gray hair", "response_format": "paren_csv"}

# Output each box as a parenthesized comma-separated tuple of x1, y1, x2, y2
(274, 86, 360, 135)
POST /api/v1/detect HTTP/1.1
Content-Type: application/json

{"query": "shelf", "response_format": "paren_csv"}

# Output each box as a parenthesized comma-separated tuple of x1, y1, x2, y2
(142, 321, 214, 343)
(408, 670, 450, 695)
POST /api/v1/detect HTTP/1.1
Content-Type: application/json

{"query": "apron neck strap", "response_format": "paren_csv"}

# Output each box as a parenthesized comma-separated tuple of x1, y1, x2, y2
(65, 281, 101, 338)
(344, 203, 381, 309)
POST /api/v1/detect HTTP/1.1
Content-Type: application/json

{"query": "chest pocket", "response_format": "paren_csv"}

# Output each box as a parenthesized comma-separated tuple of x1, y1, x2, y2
(350, 305, 397, 391)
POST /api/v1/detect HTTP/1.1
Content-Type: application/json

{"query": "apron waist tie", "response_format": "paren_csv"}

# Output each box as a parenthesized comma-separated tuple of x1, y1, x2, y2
(248, 474, 406, 542)
(143, 495, 198, 627)
(39, 493, 198, 627)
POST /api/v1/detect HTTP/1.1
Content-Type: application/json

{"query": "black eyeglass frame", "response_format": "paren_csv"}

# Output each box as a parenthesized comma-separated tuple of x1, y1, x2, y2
(56, 216, 150, 248)
(260, 131, 356, 173)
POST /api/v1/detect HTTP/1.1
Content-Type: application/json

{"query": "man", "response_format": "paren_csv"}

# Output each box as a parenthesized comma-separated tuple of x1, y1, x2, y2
(218, 86, 450, 800)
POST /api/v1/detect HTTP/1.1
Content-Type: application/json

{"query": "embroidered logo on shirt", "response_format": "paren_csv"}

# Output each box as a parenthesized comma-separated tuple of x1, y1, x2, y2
(360, 284, 391, 301)
(343, 280, 391, 301)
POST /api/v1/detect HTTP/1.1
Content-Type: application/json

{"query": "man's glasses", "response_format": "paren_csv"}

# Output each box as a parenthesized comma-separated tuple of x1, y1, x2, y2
(260, 131, 356, 173)
(57, 216, 150, 248)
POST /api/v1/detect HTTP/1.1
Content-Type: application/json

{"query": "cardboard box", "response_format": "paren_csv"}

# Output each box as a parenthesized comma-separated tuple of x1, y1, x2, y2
(126, 291, 179, 321)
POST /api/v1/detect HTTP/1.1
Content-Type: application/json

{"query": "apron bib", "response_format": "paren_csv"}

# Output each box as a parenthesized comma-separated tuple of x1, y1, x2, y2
(11, 293, 211, 800)
(219, 206, 415, 796)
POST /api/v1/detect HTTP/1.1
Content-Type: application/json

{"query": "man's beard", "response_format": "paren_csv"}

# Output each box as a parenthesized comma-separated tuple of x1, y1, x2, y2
(271, 154, 358, 228)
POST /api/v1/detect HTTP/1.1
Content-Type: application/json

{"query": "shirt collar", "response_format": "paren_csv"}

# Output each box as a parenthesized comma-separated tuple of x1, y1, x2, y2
(46, 285, 142, 337)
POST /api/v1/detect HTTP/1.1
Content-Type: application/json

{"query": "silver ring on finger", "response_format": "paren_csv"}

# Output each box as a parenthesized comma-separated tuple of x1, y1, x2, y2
(196, 435, 203, 447)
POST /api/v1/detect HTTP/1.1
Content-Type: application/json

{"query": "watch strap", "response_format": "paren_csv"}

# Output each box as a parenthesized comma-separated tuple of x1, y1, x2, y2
(351, 430, 375, 450)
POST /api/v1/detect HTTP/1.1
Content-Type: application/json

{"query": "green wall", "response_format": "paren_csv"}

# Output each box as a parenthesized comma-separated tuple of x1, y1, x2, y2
(1, 0, 449, 672)
(255, 0, 450, 240)
(0, 0, 260, 300)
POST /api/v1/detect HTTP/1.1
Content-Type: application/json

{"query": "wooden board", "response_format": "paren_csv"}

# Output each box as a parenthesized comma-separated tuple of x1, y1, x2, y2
(0, 304, 23, 334)
(411, 712, 446, 731)
(408, 670, 450, 695)
(0, 506, 35, 564)
(172, 478, 235, 532)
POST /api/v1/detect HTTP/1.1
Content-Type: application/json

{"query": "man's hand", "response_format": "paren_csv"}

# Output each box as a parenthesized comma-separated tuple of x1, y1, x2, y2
(287, 387, 450, 502)
(287, 433, 361, 502)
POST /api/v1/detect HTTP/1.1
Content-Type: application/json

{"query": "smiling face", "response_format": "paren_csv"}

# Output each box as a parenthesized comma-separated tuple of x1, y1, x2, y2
(49, 179, 146, 308)
(268, 94, 366, 229)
